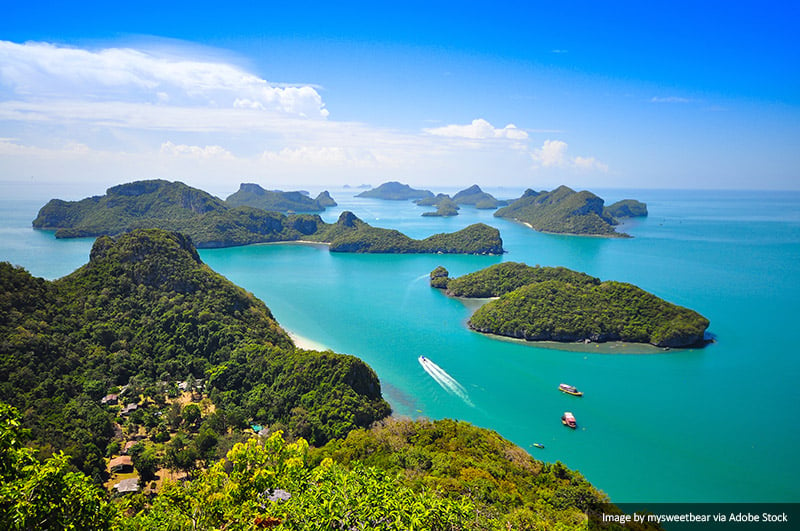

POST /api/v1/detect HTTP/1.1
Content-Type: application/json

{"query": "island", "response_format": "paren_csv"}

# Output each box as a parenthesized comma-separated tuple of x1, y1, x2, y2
(452, 184, 507, 209)
(494, 185, 647, 237)
(32, 179, 503, 254)
(0, 229, 638, 530)
(415, 185, 507, 217)
(604, 198, 648, 219)
(355, 180, 434, 200)
(225, 182, 337, 212)
(431, 262, 710, 348)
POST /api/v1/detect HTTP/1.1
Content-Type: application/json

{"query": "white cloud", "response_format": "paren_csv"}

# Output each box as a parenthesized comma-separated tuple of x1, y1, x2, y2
(531, 140, 607, 172)
(424, 118, 528, 140)
(0, 40, 328, 118)
(160, 141, 233, 159)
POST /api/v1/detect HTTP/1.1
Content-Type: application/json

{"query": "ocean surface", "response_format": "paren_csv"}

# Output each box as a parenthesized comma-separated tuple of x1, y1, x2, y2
(2, 186, 799, 504)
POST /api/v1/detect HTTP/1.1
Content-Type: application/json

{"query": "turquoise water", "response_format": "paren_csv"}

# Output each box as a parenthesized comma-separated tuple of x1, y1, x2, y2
(2, 188, 799, 503)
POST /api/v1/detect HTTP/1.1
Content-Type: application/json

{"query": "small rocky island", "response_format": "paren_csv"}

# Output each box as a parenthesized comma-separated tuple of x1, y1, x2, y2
(356, 181, 434, 200)
(431, 262, 709, 348)
(226, 182, 336, 212)
(416, 185, 507, 217)
(494, 185, 647, 237)
(32, 180, 503, 254)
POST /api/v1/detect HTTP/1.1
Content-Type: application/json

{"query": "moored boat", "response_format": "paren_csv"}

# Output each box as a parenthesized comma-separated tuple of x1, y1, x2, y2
(561, 411, 577, 429)
(558, 383, 583, 396)
(532, 443, 545, 449)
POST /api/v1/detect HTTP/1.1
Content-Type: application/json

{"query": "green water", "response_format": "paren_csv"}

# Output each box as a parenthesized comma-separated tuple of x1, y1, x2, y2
(2, 188, 799, 503)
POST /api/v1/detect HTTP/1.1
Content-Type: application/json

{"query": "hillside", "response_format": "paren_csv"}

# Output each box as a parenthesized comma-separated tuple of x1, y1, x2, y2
(356, 181, 434, 200)
(604, 199, 648, 219)
(32, 180, 500, 254)
(0, 229, 390, 481)
(225, 182, 336, 212)
(432, 263, 710, 348)
(494, 185, 643, 237)
(452, 184, 507, 209)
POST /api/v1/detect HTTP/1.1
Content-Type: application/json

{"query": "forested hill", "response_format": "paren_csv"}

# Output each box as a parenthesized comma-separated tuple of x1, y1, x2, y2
(225, 182, 336, 212)
(432, 262, 710, 348)
(0, 229, 390, 480)
(32, 179, 502, 254)
(494, 185, 647, 237)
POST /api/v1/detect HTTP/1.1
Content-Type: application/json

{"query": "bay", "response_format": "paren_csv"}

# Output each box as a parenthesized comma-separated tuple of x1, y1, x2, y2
(2, 186, 798, 503)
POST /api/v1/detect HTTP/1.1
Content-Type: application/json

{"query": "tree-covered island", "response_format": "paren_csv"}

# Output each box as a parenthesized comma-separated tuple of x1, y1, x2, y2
(494, 185, 647, 237)
(225, 182, 337, 212)
(431, 262, 710, 348)
(32, 180, 504, 254)
(0, 229, 656, 529)
(355, 180, 434, 200)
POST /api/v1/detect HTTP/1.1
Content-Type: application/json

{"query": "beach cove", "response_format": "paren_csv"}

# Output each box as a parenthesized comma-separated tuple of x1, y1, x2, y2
(1, 186, 799, 503)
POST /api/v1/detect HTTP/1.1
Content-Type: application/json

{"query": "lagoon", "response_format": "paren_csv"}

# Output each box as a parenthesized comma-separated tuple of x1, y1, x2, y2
(2, 186, 799, 503)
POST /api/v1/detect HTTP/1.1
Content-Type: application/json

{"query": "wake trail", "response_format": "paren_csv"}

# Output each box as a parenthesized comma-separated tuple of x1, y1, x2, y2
(418, 356, 474, 407)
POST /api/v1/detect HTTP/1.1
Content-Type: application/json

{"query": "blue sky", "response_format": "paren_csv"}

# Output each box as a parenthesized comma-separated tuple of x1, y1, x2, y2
(1, 1, 798, 195)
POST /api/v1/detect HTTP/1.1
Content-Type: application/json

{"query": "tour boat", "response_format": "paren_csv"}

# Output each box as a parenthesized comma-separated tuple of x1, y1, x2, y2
(561, 412, 577, 429)
(532, 443, 545, 449)
(558, 383, 583, 396)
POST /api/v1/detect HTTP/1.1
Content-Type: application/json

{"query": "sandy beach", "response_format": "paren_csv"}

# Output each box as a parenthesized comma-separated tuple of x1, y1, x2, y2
(288, 330, 330, 351)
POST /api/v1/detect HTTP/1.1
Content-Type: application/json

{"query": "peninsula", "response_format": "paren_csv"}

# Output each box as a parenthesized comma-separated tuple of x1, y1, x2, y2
(494, 185, 647, 237)
(431, 262, 710, 348)
(32, 180, 503, 254)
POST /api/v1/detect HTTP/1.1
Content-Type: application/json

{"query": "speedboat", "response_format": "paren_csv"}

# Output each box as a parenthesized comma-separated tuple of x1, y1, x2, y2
(561, 412, 577, 429)
(558, 383, 583, 397)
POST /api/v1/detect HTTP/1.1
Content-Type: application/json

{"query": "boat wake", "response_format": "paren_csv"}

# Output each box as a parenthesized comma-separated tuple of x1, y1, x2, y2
(418, 356, 473, 407)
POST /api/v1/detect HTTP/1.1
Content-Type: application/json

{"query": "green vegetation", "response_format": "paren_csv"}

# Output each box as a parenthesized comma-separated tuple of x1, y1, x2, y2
(356, 181, 434, 200)
(0, 229, 389, 481)
(421, 197, 459, 217)
(435, 262, 599, 298)
(310, 212, 503, 254)
(452, 185, 506, 209)
(225, 183, 336, 212)
(2, 403, 657, 530)
(433, 262, 710, 347)
(604, 199, 648, 219)
(494, 185, 645, 237)
(33, 180, 499, 254)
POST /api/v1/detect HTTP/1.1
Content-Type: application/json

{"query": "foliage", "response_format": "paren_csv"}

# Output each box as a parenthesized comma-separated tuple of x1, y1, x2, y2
(421, 197, 460, 217)
(0, 229, 390, 479)
(0, 403, 116, 530)
(225, 183, 332, 212)
(495, 185, 633, 237)
(469, 279, 710, 347)
(355, 181, 434, 200)
(312, 212, 504, 254)
(604, 199, 648, 219)
(119, 431, 475, 531)
(437, 262, 599, 297)
(314, 417, 611, 529)
(33, 179, 498, 254)
(452, 185, 506, 209)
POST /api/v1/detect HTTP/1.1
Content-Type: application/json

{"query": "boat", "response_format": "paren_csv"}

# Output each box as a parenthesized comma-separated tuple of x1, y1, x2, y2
(561, 412, 577, 429)
(419, 355, 427, 363)
(558, 383, 583, 396)
(532, 443, 545, 449)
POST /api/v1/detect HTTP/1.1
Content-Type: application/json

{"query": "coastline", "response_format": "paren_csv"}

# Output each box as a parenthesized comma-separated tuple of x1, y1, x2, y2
(288, 330, 330, 351)
(475, 330, 672, 354)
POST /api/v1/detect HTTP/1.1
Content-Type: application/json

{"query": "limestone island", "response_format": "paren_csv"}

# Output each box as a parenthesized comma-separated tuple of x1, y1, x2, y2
(494, 185, 647, 237)
(415, 185, 507, 217)
(430, 262, 710, 348)
(226, 182, 337, 212)
(356, 181, 434, 200)
(32, 180, 504, 254)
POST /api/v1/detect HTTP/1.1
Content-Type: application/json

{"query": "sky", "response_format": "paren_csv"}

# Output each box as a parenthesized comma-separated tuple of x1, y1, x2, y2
(1, 0, 798, 197)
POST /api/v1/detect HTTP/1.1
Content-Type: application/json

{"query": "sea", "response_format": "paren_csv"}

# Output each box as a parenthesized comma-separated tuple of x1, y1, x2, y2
(1, 184, 799, 504)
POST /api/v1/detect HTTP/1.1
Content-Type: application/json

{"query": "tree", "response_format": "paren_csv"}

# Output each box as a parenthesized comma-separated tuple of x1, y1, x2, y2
(0, 402, 116, 530)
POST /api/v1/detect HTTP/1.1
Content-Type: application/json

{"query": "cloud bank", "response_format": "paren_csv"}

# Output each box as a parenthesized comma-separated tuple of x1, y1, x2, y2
(0, 40, 608, 190)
